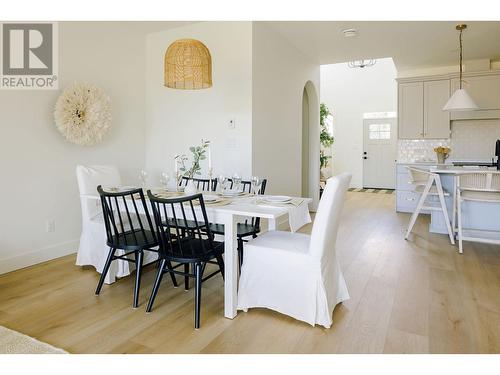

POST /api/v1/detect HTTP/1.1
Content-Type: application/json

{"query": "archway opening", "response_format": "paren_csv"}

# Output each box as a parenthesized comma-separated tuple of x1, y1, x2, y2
(302, 81, 320, 210)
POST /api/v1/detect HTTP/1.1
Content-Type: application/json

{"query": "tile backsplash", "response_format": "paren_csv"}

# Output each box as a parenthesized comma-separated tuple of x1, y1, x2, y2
(398, 119, 500, 162)
(397, 139, 450, 163)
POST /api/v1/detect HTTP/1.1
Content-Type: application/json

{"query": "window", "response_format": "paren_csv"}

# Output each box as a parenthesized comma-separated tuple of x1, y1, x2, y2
(363, 111, 397, 119)
(369, 123, 391, 140)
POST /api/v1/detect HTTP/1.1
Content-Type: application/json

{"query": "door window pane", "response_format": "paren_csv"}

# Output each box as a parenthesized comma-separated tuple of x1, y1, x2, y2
(369, 123, 391, 140)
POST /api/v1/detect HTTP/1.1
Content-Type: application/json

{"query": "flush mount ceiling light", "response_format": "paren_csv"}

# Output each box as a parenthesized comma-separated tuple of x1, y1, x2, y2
(443, 24, 479, 111)
(348, 59, 377, 69)
(164, 39, 212, 90)
(342, 28, 358, 38)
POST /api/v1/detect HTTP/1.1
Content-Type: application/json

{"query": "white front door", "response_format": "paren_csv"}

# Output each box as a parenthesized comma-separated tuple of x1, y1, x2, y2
(363, 118, 397, 189)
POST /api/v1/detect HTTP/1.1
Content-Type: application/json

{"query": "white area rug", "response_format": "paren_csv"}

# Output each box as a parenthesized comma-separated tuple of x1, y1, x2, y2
(0, 326, 67, 354)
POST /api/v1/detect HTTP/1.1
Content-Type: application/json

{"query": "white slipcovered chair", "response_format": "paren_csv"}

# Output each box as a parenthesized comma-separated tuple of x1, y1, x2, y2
(237, 173, 352, 328)
(75, 165, 157, 284)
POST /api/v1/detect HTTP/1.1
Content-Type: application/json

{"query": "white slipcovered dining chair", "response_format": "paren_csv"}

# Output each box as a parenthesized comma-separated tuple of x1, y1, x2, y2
(75, 165, 157, 284)
(237, 173, 352, 328)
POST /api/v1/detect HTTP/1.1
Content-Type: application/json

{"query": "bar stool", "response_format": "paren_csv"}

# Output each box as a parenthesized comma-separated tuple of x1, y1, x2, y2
(456, 171, 500, 254)
(404, 167, 455, 244)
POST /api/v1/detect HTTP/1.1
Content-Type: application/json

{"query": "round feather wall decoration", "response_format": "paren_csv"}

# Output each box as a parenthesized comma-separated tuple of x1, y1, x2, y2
(54, 82, 111, 146)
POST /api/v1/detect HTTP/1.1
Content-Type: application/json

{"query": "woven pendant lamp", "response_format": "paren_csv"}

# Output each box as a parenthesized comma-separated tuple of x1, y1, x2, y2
(164, 39, 212, 90)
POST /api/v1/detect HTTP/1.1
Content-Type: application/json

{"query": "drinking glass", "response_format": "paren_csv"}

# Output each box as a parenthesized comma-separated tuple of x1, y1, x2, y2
(140, 170, 148, 188)
(176, 172, 184, 192)
(251, 176, 263, 195)
(217, 175, 227, 193)
(232, 173, 242, 192)
(160, 172, 170, 190)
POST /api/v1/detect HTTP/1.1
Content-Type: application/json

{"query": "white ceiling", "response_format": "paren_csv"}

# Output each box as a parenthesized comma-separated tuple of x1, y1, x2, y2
(264, 21, 500, 71)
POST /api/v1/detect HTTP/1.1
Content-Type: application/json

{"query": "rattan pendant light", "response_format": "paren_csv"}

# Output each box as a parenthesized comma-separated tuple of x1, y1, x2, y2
(164, 39, 212, 90)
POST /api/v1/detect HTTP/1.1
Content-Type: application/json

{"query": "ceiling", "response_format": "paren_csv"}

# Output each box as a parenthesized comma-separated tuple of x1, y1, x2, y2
(264, 21, 500, 71)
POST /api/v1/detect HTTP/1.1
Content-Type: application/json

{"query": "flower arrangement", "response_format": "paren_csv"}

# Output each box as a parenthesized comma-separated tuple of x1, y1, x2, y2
(434, 146, 451, 164)
(175, 140, 210, 178)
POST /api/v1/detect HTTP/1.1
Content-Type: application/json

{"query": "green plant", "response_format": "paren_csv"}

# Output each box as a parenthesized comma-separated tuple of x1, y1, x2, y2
(175, 139, 210, 178)
(320, 150, 331, 170)
(319, 103, 334, 169)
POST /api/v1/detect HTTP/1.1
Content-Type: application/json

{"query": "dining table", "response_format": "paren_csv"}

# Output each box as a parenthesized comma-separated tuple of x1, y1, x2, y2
(115, 188, 312, 319)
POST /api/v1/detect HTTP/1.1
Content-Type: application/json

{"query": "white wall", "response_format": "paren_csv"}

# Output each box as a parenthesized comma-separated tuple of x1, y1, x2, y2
(0, 22, 147, 274)
(252, 22, 320, 206)
(145, 22, 253, 182)
(320, 58, 397, 188)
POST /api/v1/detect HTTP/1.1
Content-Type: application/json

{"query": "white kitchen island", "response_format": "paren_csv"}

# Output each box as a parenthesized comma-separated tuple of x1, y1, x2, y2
(429, 165, 500, 235)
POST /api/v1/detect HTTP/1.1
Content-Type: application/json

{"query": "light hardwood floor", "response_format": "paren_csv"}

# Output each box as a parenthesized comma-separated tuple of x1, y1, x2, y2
(1, 191, 500, 353)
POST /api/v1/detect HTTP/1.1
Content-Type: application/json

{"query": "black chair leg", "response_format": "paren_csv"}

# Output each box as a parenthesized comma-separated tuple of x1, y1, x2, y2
(133, 250, 144, 308)
(95, 247, 116, 295)
(237, 238, 244, 272)
(184, 263, 190, 291)
(215, 254, 225, 280)
(146, 259, 166, 313)
(166, 260, 178, 287)
(194, 262, 203, 329)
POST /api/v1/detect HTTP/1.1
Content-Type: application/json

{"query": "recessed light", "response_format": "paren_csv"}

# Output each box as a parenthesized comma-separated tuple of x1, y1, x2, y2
(342, 28, 358, 38)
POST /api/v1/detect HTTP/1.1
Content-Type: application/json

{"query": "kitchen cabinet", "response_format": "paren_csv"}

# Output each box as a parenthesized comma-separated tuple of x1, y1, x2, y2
(398, 82, 423, 139)
(398, 79, 450, 139)
(424, 80, 451, 138)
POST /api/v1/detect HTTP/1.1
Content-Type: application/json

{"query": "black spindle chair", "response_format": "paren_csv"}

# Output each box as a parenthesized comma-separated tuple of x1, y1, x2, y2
(180, 176, 217, 192)
(96, 186, 173, 308)
(208, 178, 267, 267)
(147, 191, 225, 329)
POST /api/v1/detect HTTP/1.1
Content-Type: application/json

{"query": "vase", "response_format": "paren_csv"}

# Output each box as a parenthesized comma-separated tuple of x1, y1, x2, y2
(436, 153, 446, 164)
(184, 179, 198, 196)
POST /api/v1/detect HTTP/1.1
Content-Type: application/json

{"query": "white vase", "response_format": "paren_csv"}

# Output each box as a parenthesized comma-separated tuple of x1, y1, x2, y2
(184, 179, 198, 196)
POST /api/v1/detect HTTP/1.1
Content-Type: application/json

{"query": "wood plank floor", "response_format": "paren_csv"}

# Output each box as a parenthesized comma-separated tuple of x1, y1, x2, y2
(1, 191, 500, 353)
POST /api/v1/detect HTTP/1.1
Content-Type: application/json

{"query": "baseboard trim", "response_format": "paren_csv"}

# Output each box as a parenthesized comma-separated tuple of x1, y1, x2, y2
(0, 239, 79, 275)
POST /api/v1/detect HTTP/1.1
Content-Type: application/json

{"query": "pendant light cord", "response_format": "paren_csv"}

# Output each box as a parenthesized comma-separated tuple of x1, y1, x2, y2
(459, 28, 463, 89)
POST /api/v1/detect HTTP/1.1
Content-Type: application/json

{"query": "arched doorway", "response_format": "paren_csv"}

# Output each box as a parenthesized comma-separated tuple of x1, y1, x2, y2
(302, 81, 320, 211)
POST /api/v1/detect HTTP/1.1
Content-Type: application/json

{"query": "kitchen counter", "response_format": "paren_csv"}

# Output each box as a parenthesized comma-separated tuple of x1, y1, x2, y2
(430, 165, 498, 174)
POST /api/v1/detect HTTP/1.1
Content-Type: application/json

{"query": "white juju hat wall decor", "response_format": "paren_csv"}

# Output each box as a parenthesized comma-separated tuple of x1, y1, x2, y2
(54, 82, 111, 146)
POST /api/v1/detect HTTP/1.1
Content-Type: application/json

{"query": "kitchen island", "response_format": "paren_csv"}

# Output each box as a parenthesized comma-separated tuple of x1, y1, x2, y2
(429, 165, 500, 236)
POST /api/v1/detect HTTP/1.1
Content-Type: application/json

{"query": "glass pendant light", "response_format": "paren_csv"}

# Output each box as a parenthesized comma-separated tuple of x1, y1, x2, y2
(443, 24, 479, 111)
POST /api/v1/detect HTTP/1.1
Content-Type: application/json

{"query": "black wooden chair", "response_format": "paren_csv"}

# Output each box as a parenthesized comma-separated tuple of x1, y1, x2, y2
(179, 176, 217, 192)
(146, 191, 225, 329)
(95, 186, 177, 308)
(208, 178, 267, 267)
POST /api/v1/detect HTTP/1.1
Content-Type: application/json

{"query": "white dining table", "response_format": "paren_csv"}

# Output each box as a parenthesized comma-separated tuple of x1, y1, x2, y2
(118, 190, 312, 319)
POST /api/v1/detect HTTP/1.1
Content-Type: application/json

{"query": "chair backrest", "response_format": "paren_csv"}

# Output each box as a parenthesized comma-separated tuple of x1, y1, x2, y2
(228, 178, 268, 229)
(458, 171, 500, 192)
(309, 173, 352, 264)
(147, 191, 217, 259)
(179, 176, 217, 192)
(228, 178, 268, 195)
(97, 186, 156, 247)
(76, 165, 122, 222)
(406, 167, 433, 186)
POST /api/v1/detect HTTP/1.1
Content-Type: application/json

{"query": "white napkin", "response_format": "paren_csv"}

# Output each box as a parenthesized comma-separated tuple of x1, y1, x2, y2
(256, 197, 311, 232)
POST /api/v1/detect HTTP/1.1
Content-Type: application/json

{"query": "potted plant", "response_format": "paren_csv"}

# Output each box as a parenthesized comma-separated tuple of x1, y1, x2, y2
(175, 139, 210, 195)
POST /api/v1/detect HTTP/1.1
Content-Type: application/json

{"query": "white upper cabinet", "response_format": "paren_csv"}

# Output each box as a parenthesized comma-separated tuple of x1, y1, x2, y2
(398, 82, 424, 139)
(424, 80, 450, 138)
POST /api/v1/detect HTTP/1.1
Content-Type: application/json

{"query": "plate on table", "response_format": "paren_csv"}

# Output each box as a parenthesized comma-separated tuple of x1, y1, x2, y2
(263, 195, 292, 203)
(221, 190, 245, 197)
(103, 186, 137, 192)
(203, 194, 220, 203)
